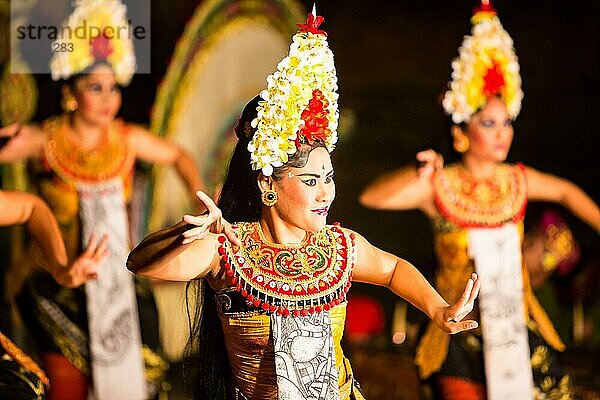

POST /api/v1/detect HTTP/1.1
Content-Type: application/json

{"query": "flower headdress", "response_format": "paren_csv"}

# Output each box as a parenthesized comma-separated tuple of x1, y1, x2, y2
(248, 5, 339, 176)
(50, 0, 137, 86)
(442, 0, 523, 124)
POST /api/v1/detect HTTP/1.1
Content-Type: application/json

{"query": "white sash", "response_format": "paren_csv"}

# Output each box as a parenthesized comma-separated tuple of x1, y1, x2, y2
(468, 224, 533, 400)
(272, 311, 340, 400)
(78, 179, 146, 400)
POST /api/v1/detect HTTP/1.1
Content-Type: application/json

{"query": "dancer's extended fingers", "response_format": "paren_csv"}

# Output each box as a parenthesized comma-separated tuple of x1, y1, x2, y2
(182, 226, 209, 239)
(453, 319, 479, 333)
(416, 149, 436, 162)
(0, 122, 20, 138)
(467, 273, 481, 304)
(455, 275, 475, 308)
(95, 234, 109, 256)
(83, 232, 99, 256)
(183, 213, 208, 227)
(82, 264, 98, 275)
(196, 191, 221, 218)
(416, 149, 443, 171)
(416, 150, 440, 179)
(95, 248, 110, 264)
(196, 230, 211, 240)
(182, 234, 202, 245)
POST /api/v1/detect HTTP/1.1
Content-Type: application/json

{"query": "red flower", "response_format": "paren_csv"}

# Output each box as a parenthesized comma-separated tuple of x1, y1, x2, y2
(297, 90, 330, 147)
(483, 62, 505, 97)
(297, 12, 327, 36)
(91, 30, 114, 60)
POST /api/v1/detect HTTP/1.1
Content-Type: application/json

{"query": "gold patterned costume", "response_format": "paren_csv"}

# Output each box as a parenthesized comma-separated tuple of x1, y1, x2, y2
(16, 114, 167, 394)
(415, 162, 572, 399)
(212, 221, 365, 400)
(218, 300, 359, 399)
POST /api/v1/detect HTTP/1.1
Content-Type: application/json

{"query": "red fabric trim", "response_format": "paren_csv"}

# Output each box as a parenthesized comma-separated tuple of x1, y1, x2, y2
(513, 162, 528, 223)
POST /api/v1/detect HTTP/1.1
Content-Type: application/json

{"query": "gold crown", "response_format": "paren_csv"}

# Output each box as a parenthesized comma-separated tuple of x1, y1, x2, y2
(248, 6, 339, 176)
(49, 0, 136, 86)
(442, 1, 523, 123)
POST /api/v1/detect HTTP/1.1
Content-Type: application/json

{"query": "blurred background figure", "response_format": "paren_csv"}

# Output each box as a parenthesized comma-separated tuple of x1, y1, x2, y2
(360, 1, 599, 399)
(524, 208, 600, 399)
(1, 0, 203, 398)
(0, 184, 109, 400)
(523, 208, 581, 291)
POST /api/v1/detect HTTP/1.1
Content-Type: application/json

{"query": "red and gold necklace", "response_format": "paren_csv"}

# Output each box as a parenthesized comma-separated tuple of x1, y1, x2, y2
(43, 114, 135, 185)
(433, 162, 527, 227)
(218, 222, 355, 317)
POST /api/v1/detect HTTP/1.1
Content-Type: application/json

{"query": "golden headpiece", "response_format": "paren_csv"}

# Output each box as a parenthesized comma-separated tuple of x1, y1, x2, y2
(248, 6, 339, 176)
(442, 0, 523, 124)
(49, 0, 136, 86)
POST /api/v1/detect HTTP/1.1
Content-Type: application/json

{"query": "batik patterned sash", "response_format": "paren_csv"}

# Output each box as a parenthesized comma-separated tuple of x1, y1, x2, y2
(468, 224, 533, 400)
(218, 222, 356, 398)
(272, 311, 339, 399)
(78, 179, 145, 400)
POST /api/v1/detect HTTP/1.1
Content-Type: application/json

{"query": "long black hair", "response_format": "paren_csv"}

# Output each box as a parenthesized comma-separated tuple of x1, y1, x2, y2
(216, 96, 263, 222)
(185, 96, 328, 399)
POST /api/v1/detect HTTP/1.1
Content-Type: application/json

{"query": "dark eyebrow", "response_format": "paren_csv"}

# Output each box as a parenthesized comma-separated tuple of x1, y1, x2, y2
(295, 168, 334, 178)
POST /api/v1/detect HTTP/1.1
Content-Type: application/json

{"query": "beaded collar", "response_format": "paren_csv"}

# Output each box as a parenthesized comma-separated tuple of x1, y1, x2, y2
(218, 222, 355, 317)
(42, 114, 135, 185)
(433, 163, 527, 228)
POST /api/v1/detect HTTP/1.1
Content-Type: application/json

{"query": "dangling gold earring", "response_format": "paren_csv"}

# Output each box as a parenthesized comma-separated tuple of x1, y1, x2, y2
(453, 134, 470, 153)
(261, 190, 278, 206)
(61, 94, 78, 113)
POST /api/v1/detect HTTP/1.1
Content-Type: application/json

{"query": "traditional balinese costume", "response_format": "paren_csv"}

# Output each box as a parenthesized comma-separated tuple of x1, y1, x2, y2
(206, 8, 365, 399)
(16, 1, 167, 399)
(216, 222, 361, 399)
(414, 2, 573, 399)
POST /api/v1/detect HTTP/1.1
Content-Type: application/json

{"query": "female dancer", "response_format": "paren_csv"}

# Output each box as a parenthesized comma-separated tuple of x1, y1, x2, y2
(0, 1, 202, 398)
(360, 2, 599, 399)
(127, 10, 481, 400)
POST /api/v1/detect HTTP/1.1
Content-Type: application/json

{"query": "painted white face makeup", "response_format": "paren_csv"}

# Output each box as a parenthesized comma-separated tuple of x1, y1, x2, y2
(272, 147, 335, 232)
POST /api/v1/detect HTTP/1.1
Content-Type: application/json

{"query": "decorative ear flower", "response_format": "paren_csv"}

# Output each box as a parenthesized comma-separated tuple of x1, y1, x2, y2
(249, 7, 339, 176)
(442, 0, 523, 124)
(49, 0, 137, 86)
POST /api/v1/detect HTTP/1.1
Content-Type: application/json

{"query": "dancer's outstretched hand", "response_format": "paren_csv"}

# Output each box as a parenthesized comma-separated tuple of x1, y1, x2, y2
(433, 273, 481, 334)
(54, 232, 110, 288)
(181, 191, 240, 246)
